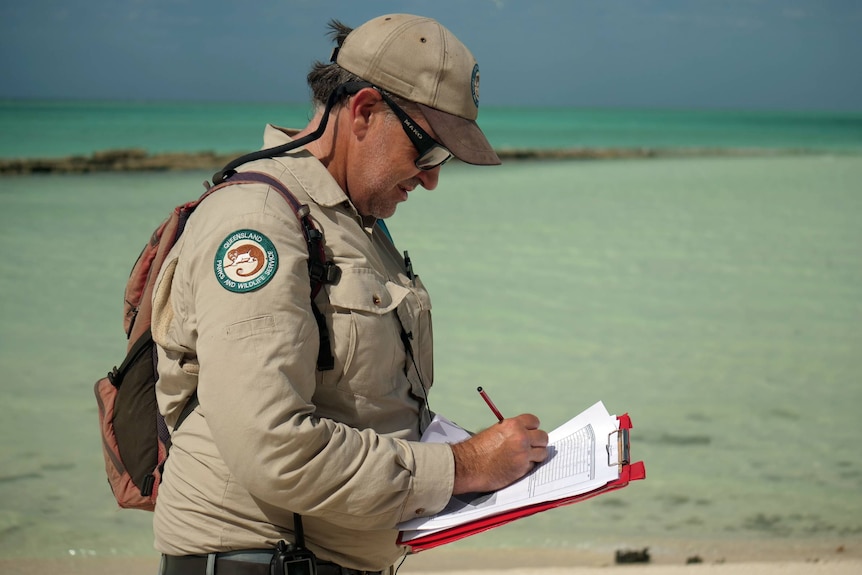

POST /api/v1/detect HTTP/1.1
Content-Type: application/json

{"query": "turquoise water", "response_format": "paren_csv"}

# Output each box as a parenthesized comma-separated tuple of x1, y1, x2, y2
(1, 102, 861, 559)
(1, 155, 861, 559)
(2, 100, 862, 159)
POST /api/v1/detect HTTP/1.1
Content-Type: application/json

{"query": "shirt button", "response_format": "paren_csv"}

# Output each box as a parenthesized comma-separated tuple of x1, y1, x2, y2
(372, 295, 381, 305)
(414, 508, 425, 515)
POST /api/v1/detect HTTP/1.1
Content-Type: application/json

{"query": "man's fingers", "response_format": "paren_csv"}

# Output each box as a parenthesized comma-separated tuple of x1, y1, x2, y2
(531, 445, 550, 463)
(512, 413, 541, 430)
(529, 428, 549, 448)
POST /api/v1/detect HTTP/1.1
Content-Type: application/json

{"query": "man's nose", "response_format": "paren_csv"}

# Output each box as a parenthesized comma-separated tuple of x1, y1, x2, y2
(416, 166, 441, 190)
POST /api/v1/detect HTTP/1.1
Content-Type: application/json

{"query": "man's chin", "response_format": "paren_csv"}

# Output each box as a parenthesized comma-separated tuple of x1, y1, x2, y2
(373, 204, 399, 220)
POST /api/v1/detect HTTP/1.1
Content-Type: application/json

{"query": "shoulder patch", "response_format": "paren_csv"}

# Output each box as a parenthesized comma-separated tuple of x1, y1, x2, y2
(214, 229, 278, 293)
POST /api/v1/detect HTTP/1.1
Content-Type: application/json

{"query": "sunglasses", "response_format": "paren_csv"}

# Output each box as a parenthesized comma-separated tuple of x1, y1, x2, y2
(375, 88, 453, 171)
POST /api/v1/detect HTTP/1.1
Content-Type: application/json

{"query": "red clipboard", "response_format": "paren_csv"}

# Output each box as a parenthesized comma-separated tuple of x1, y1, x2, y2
(398, 414, 645, 553)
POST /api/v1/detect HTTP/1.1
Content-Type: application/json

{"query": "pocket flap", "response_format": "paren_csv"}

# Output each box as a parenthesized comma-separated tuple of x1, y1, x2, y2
(326, 268, 409, 314)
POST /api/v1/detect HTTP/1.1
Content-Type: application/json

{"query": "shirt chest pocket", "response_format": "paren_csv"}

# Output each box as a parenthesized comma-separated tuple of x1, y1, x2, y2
(395, 275, 434, 389)
(323, 269, 410, 397)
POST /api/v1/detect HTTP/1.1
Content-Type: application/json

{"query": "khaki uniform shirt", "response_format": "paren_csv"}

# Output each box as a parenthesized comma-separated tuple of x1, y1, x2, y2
(150, 125, 455, 571)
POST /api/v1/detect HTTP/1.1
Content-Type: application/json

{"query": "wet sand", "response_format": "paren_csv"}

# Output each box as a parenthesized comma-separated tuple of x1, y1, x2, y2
(1, 558, 859, 575)
(1, 539, 859, 575)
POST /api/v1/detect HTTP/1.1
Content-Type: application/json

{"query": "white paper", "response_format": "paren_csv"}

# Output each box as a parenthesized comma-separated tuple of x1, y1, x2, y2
(399, 401, 621, 541)
(420, 414, 473, 444)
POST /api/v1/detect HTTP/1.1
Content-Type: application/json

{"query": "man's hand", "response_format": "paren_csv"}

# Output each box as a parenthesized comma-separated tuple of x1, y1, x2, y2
(450, 414, 549, 495)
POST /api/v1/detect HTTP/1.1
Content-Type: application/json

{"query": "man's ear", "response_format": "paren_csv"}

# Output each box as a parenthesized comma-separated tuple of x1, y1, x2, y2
(347, 88, 384, 139)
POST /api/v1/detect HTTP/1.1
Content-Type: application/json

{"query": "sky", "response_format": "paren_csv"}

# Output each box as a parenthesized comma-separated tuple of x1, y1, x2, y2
(1, 0, 860, 111)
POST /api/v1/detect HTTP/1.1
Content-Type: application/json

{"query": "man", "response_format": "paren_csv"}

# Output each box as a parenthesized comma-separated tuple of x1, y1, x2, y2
(151, 14, 548, 575)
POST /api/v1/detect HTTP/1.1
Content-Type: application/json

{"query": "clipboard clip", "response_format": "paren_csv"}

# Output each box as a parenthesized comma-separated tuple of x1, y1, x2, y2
(607, 427, 630, 469)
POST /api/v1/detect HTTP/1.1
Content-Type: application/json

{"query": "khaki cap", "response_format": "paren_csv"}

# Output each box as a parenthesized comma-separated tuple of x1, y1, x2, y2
(335, 14, 501, 166)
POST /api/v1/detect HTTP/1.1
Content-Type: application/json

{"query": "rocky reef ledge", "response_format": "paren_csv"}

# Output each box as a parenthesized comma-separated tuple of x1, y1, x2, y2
(0, 149, 239, 175)
(0, 146, 824, 175)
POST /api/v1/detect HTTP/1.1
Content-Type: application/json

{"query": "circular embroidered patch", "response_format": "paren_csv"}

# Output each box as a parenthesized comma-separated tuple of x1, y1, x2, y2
(471, 64, 481, 108)
(214, 229, 278, 293)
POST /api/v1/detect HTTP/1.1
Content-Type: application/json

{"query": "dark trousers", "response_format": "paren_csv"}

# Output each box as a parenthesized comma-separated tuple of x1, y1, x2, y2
(159, 550, 384, 575)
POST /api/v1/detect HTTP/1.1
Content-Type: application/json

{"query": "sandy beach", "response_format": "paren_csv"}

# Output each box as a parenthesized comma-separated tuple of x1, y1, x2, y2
(1, 558, 859, 575)
(2, 540, 860, 575)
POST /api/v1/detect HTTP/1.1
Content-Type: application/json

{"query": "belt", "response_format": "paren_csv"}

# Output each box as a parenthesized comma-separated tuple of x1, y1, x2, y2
(161, 552, 383, 575)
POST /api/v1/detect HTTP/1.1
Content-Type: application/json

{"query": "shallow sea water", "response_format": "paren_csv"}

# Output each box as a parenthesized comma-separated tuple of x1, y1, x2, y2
(0, 154, 860, 558)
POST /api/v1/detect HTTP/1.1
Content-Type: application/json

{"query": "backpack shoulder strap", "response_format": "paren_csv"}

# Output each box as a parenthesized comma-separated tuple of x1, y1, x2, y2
(168, 170, 341, 435)
(217, 171, 340, 371)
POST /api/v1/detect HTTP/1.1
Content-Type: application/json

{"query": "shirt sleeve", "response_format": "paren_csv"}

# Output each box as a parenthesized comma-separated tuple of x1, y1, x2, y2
(173, 184, 454, 529)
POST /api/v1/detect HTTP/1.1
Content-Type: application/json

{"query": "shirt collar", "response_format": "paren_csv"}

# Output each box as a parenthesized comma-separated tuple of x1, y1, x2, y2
(262, 124, 352, 210)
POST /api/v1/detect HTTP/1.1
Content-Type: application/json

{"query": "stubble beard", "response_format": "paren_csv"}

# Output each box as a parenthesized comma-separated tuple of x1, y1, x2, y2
(359, 118, 405, 220)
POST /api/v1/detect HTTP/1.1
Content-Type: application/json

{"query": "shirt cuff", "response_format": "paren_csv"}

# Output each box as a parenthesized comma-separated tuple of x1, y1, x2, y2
(398, 442, 455, 523)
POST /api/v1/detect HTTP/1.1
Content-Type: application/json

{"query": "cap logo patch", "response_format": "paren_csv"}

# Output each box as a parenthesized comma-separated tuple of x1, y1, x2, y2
(471, 64, 480, 108)
(214, 229, 278, 293)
